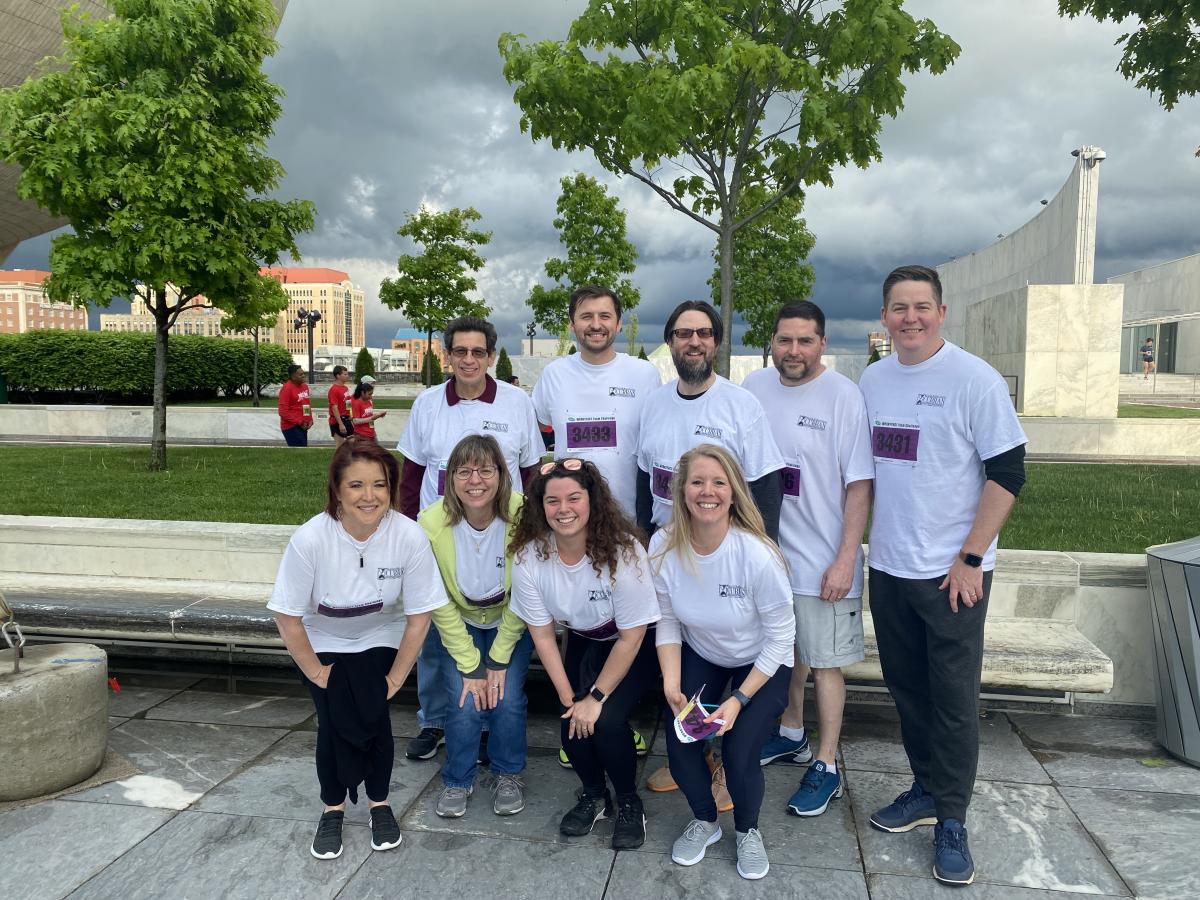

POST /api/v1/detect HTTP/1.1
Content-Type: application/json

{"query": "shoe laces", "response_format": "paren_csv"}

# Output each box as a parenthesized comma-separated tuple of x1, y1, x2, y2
(316, 812, 342, 839)
(442, 786, 471, 801)
(615, 797, 641, 825)
(936, 822, 968, 857)
(682, 818, 715, 842)
(738, 828, 766, 860)
(799, 764, 826, 793)
(711, 764, 727, 787)
(893, 783, 926, 809)
(492, 774, 524, 797)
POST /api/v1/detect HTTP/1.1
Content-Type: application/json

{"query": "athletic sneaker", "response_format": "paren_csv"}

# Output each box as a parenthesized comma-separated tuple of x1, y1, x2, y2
(869, 781, 938, 833)
(759, 728, 813, 766)
(560, 729, 647, 770)
(933, 818, 975, 886)
(611, 794, 646, 850)
(406, 727, 445, 760)
(671, 817, 722, 866)
(491, 774, 525, 816)
(786, 760, 843, 817)
(369, 805, 402, 851)
(310, 810, 344, 860)
(558, 746, 572, 769)
(559, 788, 612, 836)
(735, 828, 770, 880)
(435, 785, 472, 818)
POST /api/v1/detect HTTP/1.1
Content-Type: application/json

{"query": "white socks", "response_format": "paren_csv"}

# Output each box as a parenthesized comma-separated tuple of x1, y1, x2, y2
(780, 724, 806, 742)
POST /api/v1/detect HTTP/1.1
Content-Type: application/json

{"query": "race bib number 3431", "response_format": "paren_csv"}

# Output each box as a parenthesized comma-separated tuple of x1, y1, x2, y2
(872, 420, 920, 463)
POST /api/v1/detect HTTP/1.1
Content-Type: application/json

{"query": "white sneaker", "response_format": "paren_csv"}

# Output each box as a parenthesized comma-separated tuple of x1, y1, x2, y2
(736, 828, 769, 880)
(671, 818, 722, 866)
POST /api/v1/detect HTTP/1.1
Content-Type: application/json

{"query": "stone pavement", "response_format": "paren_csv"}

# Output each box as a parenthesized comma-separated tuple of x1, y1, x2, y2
(3, 668, 1199, 900)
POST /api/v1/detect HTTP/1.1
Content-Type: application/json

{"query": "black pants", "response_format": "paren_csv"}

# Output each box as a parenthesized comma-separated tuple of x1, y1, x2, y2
(561, 631, 658, 798)
(304, 645, 396, 806)
(282, 424, 308, 447)
(666, 643, 791, 832)
(868, 568, 992, 823)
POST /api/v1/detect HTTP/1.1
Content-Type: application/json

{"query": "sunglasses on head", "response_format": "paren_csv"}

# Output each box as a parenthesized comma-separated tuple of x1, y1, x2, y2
(670, 327, 714, 341)
(539, 457, 584, 476)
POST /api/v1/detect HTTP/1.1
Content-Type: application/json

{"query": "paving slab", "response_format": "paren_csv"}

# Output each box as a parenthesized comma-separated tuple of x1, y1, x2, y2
(606, 849, 870, 899)
(389, 705, 422, 739)
(63, 719, 287, 810)
(0, 800, 173, 900)
(107, 685, 183, 718)
(842, 711, 1051, 785)
(145, 689, 316, 728)
(1062, 786, 1200, 900)
(867, 872, 1128, 898)
(339, 831, 615, 899)
(109, 717, 128, 729)
(194, 731, 440, 826)
(1037, 749, 1200, 795)
(66, 810, 371, 900)
(1009, 713, 1159, 755)
(848, 770, 1127, 896)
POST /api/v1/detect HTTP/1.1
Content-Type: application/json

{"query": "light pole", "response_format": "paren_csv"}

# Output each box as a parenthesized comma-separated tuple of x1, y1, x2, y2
(294, 308, 323, 381)
(526, 322, 536, 357)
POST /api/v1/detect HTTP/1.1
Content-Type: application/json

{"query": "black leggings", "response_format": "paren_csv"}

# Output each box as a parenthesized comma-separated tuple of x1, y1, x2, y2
(666, 642, 791, 832)
(561, 631, 658, 798)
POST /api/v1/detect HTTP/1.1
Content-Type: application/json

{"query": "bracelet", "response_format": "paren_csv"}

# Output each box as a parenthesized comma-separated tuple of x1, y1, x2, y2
(731, 689, 751, 708)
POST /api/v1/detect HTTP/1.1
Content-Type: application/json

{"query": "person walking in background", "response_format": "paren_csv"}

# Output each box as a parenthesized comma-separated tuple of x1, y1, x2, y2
(1141, 337, 1156, 380)
(278, 364, 313, 447)
(327, 365, 354, 448)
(351, 378, 386, 441)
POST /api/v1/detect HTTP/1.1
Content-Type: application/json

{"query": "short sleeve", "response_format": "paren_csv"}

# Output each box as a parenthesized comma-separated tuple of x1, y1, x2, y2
(400, 531, 450, 615)
(509, 551, 554, 627)
(267, 532, 318, 617)
(531, 373, 551, 427)
(397, 393, 429, 462)
(516, 393, 544, 467)
(840, 387, 876, 486)
(969, 378, 1027, 461)
(648, 534, 681, 647)
(738, 397, 786, 481)
(610, 545, 661, 630)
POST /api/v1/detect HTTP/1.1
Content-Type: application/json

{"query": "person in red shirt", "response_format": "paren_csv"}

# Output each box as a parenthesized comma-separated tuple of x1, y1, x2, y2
(327, 366, 354, 448)
(279, 365, 314, 447)
(351, 380, 387, 441)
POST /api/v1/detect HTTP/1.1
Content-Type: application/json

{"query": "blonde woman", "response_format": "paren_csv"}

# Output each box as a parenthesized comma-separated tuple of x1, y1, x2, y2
(651, 444, 796, 880)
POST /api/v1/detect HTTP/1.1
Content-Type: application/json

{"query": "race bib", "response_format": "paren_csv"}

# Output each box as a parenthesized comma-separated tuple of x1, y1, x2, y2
(302, 403, 311, 417)
(436, 465, 447, 497)
(872, 418, 919, 464)
(651, 463, 675, 501)
(565, 413, 618, 451)
(781, 465, 802, 499)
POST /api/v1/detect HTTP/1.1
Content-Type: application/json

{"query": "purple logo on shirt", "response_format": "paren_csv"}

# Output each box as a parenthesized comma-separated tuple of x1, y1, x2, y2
(872, 425, 919, 462)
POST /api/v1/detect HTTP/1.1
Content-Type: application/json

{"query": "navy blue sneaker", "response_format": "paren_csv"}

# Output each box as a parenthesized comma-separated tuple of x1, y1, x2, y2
(869, 781, 937, 832)
(786, 760, 843, 817)
(759, 728, 813, 766)
(933, 818, 975, 886)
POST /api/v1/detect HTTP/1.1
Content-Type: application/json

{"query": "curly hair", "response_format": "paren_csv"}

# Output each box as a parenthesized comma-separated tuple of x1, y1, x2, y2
(508, 459, 644, 581)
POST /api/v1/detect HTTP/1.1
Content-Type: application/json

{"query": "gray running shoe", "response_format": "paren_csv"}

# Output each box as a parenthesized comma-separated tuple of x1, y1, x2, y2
(491, 774, 525, 816)
(435, 785, 472, 818)
(736, 828, 769, 880)
(671, 818, 722, 866)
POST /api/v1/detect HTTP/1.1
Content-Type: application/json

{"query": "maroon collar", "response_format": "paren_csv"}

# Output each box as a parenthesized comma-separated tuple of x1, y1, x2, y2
(446, 374, 497, 406)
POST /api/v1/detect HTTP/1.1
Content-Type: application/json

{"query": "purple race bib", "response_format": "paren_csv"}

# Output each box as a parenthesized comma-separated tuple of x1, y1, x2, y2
(872, 423, 919, 462)
(652, 464, 674, 500)
(565, 415, 618, 450)
(436, 468, 447, 496)
(781, 465, 802, 499)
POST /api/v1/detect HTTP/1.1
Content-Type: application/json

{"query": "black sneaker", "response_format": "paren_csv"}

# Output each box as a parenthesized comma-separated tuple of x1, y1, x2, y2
(369, 805, 402, 851)
(406, 727, 445, 760)
(559, 788, 612, 836)
(478, 731, 490, 766)
(310, 810, 344, 860)
(611, 794, 646, 850)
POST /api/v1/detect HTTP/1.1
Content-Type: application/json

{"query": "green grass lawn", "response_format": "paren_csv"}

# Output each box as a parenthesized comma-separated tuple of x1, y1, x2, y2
(171, 397, 414, 410)
(1117, 404, 1200, 418)
(0, 446, 1196, 553)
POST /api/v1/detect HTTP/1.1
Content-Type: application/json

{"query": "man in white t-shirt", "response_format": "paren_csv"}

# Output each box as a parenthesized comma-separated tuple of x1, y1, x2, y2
(397, 315, 543, 762)
(635, 300, 784, 540)
(859, 265, 1027, 888)
(742, 301, 873, 820)
(532, 285, 661, 519)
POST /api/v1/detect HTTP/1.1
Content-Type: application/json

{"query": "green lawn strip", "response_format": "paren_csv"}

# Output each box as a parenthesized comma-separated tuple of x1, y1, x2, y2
(170, 397, 414, 410)
(0, 448, 1196, 553)
(1117, 404, 1200, 418)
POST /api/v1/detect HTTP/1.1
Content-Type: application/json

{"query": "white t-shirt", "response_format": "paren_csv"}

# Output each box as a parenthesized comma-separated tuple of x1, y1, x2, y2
(509, 538, 661, 640)
(398, 378, 542, 512)
(858, 340, 1027, 578)
(452, 517, 507, 615)
(636, 376, 785, 527)
(742, 367, 875, 597)
(532, 352, 661, 518)
(650, 527, 796, 675)
(267, 510, 450, 654)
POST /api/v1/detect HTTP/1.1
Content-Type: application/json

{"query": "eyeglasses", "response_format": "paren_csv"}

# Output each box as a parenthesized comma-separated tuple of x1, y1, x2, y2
(670, 327, 715, 341)
(539, 458, 584, 476)
(452, 465, 498, 481)
(450, 347, 490, 359)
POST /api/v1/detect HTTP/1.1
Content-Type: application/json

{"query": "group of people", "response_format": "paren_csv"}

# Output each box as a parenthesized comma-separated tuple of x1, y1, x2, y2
(269, 265, 1027, 886)
(277, 365, 386, 447)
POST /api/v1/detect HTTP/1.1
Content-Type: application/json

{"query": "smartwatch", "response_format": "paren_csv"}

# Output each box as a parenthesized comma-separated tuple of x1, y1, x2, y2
(731, 689, 751, 708)
(960, 551, 984, 569)
(589, 685, 607, 704)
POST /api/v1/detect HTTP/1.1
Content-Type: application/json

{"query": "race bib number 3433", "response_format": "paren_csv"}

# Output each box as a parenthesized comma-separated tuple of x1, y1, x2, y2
(565, 413, 618, 451)
(872, 419, 920, 463)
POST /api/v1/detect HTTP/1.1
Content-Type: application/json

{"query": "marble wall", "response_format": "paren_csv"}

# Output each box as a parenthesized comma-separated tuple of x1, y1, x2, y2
(1110, 251, 1200, 373)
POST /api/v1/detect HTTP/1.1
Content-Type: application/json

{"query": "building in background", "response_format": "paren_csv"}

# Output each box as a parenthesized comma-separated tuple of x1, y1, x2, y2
(100, 285, 273, 341)
(1110, 253, 1200, 376)
(0, 269, 88, 333)
(390, 327, 446, 374)
(867, 331, 892, 357)
(263, 267, 365, 357)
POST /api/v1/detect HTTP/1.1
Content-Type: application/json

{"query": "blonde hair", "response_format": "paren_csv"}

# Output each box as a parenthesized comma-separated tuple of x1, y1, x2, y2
(441, 434, 512, 528)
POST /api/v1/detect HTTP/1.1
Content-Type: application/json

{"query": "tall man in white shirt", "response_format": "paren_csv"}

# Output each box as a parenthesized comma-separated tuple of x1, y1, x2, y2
(743, 301, 874, 820)
(532, 285, 661, 520)
(397, 315, 543, 762)
(859, 265, 1027, 887)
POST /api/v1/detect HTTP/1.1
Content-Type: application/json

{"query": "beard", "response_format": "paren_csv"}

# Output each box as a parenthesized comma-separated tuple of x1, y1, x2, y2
(673, 350, 714, 385)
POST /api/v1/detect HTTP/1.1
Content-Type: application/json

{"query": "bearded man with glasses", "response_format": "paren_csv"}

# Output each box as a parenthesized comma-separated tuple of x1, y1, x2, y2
(397, 315, 542, 763)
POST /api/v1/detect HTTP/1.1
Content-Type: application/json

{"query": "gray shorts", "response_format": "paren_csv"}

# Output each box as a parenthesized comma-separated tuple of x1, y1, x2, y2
(794, 592, 866, 669)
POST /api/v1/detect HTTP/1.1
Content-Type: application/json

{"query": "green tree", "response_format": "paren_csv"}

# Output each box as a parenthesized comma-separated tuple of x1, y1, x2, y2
(868, 346, 882, 365)
(637, 346, 649, 361)
(527, 173, 641, 336)
(623, 313, 640, 356)
(421, 348, 444, 385)
(355, 346, 375, 380)
(219, 279, 289, 407)
(500, 1, 958, 376)
(709, 190, 815, 367)
(0, 0, 314, 470)
(495, 346, 514, 382)
(379, 206, 491, 386)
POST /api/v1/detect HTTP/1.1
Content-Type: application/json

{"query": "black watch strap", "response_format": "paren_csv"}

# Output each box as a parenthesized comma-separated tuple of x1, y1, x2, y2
(961, 551, 984, 568)
(732, 689, 751, 707)
(589, 686, 607, 703)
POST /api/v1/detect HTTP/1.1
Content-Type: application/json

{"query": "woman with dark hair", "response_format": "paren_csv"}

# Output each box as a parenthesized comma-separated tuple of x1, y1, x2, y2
(268, 440, 448, 860)
(418, 433, 533, 819)
(650, 444, 796, 880)
(351, 380, 387, 440)
(508, 458, 660, 850)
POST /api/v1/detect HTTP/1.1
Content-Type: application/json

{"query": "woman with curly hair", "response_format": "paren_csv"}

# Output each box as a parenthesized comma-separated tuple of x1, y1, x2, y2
(508, 458, 660, 850)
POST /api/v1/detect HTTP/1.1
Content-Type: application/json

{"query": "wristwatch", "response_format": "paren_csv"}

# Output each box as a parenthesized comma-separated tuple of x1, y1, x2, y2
(731, 689, 751, 708)
(589, 685, 607, 704)
(960, 551, 983, 568)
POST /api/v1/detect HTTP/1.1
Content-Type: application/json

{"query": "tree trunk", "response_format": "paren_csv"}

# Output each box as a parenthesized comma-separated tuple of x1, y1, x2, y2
(251, 327, 260, 408)
(425, 325, 434, 386)
(762, 344, 769, 368)
(717, 224, 734, 378)
(150, 289, 170, 471)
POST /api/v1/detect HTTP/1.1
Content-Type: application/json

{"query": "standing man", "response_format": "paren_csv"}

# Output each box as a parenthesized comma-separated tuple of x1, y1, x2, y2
(1141, 337, 1156, 380)
(532, 285, 661, 520)
(397, 315, 542, 761)
(859, 265, 1027, 887)
(743, 301, 874, 819)
(326, 365, 353, 448)
(278, 364, 313, 447)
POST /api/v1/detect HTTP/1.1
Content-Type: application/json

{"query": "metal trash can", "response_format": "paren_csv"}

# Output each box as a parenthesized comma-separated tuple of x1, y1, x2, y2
(1146, 536, 1200, 767)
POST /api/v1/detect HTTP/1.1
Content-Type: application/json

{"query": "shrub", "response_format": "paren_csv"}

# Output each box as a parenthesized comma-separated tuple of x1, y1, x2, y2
(355, 346, 375, 380)
(422, 348, 444, 385)
(495, 346, 513, 382)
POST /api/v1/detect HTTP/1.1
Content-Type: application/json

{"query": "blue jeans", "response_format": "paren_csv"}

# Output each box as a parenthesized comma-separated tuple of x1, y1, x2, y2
(441, 625, 533, 788)
(416, 626, 451, 729)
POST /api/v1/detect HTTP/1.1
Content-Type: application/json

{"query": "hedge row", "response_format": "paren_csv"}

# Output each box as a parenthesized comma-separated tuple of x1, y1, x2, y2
(0, 330, 293, 399)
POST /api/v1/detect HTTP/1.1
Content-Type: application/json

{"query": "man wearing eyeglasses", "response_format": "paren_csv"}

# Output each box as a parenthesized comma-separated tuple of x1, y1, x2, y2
(531, 285, 661, 520)
(397, 315, 543, 762)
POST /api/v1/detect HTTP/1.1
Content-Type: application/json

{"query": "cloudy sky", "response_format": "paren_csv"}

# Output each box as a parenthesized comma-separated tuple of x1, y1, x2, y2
(8, 0, 1199, 355)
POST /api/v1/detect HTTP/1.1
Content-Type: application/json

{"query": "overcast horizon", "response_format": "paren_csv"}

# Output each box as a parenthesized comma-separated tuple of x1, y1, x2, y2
(6, 1, 1198, 358)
